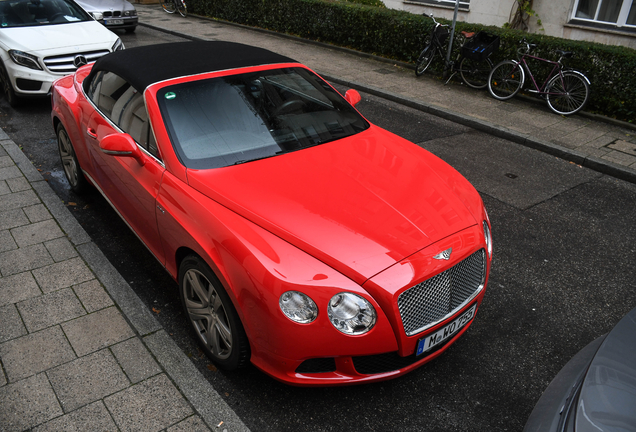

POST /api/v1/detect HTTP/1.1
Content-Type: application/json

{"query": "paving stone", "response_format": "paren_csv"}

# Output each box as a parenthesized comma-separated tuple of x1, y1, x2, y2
(0, 179, 9, 196)
(0, 165, 21, 181)
(32, 257, 94, 293)
(602, 149, 636, 167)
(10, 219, 64, 247)
(17, 288, 86, 333)
(44, 237, 78, 262)
(0, 272, 41, 307)
(105, 374, 193, 432)
(168, 415, 213, 432)
(62, 306, 135, 356)
(6, 176, 30, 192)
(0, 155, 11, 168)
(32, 401, 118, 432)
(0, 243, 53, 277)
(608, 139, 636, 156)
(0, 190, 39, 212)
(0, 229, 17, 253)
(0, 303, 27, 343)
(23, 203, 52, 223)
(47, 349, 130, 413)
(0, 326, 76, 382)
(0, 374, 63, 431)
(0, 208, 29, 230)
(73, 279, 113, 312)
(111, 337, 161, 384)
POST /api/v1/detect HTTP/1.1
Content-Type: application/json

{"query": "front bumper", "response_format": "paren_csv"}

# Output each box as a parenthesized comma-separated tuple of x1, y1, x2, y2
(3, 60, 57, 97)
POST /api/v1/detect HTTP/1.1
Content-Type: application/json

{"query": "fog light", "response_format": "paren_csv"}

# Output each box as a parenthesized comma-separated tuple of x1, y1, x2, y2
(279, 291, 317, 323)
(328, 293, 376, 335)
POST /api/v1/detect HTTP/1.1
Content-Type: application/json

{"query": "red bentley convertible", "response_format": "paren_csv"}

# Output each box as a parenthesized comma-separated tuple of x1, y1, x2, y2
(51, 41, 492, 386)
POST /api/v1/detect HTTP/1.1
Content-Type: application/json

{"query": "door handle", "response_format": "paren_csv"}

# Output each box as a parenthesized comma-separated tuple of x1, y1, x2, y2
(86, 128, 97, 139)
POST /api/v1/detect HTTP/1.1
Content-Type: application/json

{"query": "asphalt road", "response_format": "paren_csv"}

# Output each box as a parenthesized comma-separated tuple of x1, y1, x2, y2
(2, 26, 636, 432)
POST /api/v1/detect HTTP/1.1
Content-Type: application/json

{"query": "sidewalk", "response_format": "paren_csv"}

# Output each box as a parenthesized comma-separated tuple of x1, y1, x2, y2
(1, 7, 635, 432)
(137, 4, 636, 183)
(0, 130, 248, 430)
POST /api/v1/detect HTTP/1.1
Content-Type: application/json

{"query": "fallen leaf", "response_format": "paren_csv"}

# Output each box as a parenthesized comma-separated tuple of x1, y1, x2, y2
(152, 307, 160, 314)
(207, 364, 218, 371)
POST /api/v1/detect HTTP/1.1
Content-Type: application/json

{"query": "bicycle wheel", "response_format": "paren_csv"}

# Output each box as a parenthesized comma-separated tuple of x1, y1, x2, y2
(545, 71, 590, 116)
(459, 57, 493, 89)
(488, 60, 524, 101)
(177, 0, 187, 17)
(161, 0, 176, 13)
(415, 45, 436, 77)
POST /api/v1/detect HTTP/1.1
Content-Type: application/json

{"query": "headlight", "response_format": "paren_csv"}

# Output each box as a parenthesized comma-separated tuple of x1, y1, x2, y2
(91, 11, 103, 20)
(279, 291, 318, 324)
(112, 38, 124, 52)
(483, 220, 492, 258)
(328, 293, 376, 335)
(9, 50, 42, 71)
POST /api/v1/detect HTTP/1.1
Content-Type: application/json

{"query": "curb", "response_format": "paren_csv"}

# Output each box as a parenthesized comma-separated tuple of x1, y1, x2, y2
(139, 20, 636, 185)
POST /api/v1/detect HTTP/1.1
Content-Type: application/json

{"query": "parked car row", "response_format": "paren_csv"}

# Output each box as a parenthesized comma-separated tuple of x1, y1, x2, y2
(0, 0, 136, 106)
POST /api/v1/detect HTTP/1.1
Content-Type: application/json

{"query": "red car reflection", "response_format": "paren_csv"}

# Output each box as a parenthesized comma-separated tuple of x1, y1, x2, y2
(51, 41, 492, 386)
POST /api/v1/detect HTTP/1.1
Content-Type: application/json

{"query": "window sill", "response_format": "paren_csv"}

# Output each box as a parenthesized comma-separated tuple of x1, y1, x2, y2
(403, 1, 469, 12)
(565, 22, 636, 37)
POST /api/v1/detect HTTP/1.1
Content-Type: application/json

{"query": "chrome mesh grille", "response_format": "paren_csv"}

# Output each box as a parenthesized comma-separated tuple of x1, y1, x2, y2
(398, 249, 485, 336)
(43, 50, 110, 74)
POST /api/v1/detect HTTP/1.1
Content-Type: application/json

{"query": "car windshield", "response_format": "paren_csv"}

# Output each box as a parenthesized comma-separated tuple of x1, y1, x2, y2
(157, 67, 370, 169)
(0, 0, 91, 27)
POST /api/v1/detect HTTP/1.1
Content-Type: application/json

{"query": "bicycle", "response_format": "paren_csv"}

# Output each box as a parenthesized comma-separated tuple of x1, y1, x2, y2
(487, 40, 591, 116)
(161, 0, 187, 17)
(415, 14, 499, 90)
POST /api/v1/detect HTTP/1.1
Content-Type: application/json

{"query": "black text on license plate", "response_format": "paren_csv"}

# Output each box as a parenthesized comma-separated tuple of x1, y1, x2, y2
(416, 304, 476, 356)
(105, 19, 124, 25)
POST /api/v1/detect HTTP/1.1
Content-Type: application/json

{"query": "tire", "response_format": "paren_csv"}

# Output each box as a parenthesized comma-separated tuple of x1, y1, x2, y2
(56, 123, 89, 194)
(161, 0, 176, 13)
(179, 255, 250, 370)
(545, 71, 590, 116)
(415, 45, 436, 77)
(176, 0, 187, 17)
(0, 62, 19, 108)
(488, 60, 524, 101)
(459, 57, 493, 89)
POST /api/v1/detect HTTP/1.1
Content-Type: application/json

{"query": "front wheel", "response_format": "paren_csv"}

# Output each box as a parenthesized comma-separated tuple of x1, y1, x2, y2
(415, 45, 436, 77)
(488, 60, 524, 101)
(176, 0, 187, 17)
(179, 255, 250, 370)
(161, 0, 176, 13)
(459, 57, 493, 89)
(545, 71, 590, 116)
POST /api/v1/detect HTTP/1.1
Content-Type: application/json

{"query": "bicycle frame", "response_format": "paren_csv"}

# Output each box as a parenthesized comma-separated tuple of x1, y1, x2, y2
(516, 54, 563, 95)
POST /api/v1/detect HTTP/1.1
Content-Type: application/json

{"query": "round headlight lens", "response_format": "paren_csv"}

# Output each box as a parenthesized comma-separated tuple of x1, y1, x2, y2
(328, 293, 376, 335)
(279, 291, 318, 324)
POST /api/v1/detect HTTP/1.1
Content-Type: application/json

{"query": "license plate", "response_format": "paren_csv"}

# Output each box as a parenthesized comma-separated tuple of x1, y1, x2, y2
(105, 19, 124, 25)
(416, 304, 477, 356)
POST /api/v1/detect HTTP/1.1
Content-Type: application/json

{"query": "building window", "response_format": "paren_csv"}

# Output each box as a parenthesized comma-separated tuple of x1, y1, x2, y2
(572, 0, 636, 28)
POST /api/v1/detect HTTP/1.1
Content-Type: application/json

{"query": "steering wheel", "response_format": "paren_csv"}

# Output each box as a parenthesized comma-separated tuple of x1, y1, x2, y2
(49, 12, 65, 21)
(272, 99, 305, 117)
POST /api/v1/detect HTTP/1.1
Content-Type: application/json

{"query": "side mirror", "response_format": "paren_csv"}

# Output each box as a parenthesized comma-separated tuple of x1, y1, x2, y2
(100, 133, 145, 165)
(345, 89, 361, 106)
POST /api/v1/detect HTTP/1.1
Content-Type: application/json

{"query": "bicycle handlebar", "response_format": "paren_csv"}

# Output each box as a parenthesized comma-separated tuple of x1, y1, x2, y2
(423, 13, 448, 28)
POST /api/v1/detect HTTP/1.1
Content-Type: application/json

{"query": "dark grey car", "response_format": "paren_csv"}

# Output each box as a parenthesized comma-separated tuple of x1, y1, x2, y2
(76, 0, 137, 33)
(524, 306, 636, 431)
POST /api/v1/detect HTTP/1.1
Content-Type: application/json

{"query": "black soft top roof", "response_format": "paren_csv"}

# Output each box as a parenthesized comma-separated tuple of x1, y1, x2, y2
(85, 41, 298, 93)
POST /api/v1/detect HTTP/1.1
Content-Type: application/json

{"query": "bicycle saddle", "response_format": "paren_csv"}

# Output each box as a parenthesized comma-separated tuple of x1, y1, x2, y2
(556, 50, 573, 58)
(461, 31, 475, 38)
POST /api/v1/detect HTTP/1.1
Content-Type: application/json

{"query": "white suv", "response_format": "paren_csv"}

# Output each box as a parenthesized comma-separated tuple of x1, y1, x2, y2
(0, 0, 123, 106)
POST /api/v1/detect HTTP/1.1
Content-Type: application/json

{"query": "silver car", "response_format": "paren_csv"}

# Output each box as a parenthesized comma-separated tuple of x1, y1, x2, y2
(75, 0, 137, 33)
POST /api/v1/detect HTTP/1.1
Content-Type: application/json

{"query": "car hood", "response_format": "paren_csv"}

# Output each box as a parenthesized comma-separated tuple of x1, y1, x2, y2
(186, 127, 478, 283)
(576, 306, 636, 431)
(0, 22, 116, 54)
(75, 0, 134, 13)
